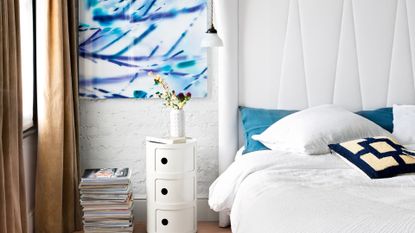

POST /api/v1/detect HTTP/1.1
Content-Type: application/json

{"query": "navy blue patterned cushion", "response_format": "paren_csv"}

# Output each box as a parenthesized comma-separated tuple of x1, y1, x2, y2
(329, 136, 415, 178)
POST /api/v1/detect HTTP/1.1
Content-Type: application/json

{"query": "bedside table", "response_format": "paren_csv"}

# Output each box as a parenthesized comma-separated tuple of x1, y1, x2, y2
(146, 138, 197, 233)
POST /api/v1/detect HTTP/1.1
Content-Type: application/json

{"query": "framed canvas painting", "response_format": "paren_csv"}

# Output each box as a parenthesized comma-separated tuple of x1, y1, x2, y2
(79, 0, 208, 99)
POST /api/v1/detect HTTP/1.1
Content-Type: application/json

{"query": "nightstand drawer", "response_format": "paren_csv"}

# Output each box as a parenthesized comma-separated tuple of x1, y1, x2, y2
(155, 177, 195, 203)
(156, 207, 195, 233)
(155, 147, 194, 173)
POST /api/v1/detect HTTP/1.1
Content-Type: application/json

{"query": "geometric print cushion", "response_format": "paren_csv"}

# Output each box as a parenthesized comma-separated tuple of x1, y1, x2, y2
(328, 136, 415, 179)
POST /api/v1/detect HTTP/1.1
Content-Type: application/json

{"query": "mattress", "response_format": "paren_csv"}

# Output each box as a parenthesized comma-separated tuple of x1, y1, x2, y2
(209, 150, 415, 233)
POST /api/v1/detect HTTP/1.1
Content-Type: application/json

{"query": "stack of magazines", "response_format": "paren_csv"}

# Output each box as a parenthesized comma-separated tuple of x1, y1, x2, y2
(80, 168, 134, 233)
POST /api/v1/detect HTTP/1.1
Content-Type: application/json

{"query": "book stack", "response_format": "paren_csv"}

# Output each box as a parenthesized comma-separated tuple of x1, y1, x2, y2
(80, 168, 134, 233)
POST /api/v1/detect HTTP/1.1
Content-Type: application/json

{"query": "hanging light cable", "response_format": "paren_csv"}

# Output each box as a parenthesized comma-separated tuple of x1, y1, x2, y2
(201, 0, 223, 47)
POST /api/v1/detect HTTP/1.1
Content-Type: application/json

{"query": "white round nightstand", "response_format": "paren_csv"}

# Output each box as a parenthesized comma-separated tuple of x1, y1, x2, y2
(146, 138, 197, 233)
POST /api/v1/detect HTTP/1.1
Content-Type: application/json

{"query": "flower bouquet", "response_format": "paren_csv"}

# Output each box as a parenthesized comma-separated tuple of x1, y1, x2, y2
(151, 73, 191, 137)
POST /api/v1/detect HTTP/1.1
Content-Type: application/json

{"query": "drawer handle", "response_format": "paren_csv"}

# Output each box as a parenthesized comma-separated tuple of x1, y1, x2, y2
(161, 218, 169, 226)
(161, 157, 168, 165)
(161, 188, 168, 195)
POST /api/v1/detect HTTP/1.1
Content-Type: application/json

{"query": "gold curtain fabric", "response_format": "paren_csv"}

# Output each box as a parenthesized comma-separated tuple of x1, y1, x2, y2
(0, 0, 28, 233)
(35, 0, 81, 232)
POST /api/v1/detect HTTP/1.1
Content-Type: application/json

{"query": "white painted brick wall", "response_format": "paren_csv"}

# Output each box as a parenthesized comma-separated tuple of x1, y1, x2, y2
(79, 52, 219, 199)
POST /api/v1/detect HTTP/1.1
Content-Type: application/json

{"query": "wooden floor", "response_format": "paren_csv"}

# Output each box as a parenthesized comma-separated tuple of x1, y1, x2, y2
(75, 222, 231, 233)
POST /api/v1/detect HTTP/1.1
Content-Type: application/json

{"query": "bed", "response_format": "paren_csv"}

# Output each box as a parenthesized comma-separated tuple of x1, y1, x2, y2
(210, 149, 415, 233)
(212, 0, 415, 231)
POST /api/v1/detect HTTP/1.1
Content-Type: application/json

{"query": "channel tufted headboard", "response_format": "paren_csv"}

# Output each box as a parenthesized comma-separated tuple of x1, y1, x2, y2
(215, 0, 415, 226)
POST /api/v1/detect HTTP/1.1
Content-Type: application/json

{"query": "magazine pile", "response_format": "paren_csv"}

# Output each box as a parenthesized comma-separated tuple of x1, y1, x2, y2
(80, 168, 134, 233)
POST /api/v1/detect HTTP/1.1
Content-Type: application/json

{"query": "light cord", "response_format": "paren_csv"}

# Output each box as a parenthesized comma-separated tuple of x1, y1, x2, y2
(210, 0, 214, 28)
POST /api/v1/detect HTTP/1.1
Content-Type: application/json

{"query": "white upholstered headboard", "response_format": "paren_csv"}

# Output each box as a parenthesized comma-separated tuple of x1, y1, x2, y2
(215, 0, 415, 226)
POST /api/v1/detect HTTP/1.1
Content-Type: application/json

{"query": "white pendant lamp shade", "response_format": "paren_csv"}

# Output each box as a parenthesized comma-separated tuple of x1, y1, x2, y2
(201, 27, 223, 47)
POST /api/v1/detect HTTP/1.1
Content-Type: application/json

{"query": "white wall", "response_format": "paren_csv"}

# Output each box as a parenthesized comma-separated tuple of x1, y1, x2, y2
(79, 51, 219, 219)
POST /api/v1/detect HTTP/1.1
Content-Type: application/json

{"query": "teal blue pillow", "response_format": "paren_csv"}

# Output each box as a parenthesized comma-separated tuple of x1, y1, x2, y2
(240, 107, 393, 155)
(356, 108, 393, 132)
(240, 107, 297, 154)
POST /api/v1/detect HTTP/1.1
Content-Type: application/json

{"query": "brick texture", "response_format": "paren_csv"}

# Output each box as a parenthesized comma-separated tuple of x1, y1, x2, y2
(79, 66, 218, 198)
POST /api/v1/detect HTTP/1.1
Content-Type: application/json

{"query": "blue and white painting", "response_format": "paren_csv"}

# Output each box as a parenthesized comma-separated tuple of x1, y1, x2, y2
(79, 0, 208, 99)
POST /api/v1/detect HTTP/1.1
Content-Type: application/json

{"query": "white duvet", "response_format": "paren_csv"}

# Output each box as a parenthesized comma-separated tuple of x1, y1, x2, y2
(209, 150, 415, 233)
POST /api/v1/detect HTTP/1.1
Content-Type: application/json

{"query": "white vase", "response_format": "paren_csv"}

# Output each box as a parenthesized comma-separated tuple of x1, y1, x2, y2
(170, 109, 185, 138)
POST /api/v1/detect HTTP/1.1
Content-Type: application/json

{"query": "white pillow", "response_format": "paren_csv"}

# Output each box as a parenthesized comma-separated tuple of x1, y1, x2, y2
(252, 105, 391, 154)
(234, 146, 245, 161)
(393, 104, 415, 144)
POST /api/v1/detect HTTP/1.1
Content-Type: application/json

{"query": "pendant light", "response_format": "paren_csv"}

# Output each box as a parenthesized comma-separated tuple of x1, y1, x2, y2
(201, 0, 223, 47)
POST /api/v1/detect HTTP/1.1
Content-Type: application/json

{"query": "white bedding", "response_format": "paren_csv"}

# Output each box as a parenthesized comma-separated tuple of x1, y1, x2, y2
(209, 150, 415, 233)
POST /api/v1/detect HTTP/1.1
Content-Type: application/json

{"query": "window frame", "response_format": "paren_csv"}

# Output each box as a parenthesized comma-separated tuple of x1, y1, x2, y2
(21, 0, 37, 136)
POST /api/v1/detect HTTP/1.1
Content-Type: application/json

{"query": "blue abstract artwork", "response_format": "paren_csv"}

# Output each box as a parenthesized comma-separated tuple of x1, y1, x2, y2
(79, 0, 208, 99)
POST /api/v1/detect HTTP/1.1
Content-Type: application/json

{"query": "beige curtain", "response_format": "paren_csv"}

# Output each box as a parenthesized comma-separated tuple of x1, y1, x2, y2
(35, 0, 81, 232)
(0, 0, 28, 233)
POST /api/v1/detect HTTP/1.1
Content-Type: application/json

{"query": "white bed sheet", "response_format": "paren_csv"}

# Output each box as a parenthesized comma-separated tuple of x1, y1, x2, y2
(209, 150, 415, 233)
